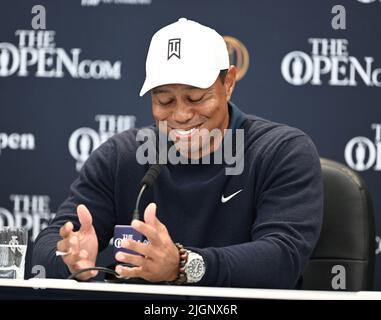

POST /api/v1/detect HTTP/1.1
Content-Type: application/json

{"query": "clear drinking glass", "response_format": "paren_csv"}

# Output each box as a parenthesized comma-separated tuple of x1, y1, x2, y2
(0, 227, 28, 279)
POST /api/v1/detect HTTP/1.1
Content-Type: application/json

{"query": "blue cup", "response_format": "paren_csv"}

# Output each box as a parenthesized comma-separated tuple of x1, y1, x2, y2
(113, 225, 148, 257)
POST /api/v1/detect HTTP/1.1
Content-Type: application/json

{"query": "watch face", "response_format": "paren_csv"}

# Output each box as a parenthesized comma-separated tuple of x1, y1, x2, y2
(188, 258, 205, 280)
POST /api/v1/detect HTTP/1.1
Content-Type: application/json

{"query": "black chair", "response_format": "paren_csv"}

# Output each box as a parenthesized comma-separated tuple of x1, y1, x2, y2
(302, 158, 375, 291)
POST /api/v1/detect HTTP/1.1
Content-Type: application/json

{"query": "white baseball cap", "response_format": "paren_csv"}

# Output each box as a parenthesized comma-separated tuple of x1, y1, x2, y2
(139, 18, 229, 96)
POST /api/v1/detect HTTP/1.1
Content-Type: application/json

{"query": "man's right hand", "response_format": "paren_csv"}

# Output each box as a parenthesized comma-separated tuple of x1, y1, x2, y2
(57, 204, 99, 280)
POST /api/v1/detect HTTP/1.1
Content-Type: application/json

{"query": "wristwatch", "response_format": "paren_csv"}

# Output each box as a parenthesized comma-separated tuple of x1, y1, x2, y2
(184, 250, 206, 283)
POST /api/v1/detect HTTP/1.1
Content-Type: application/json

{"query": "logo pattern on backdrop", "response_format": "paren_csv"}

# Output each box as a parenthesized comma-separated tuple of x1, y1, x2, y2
(281, 38, 381, 87)
(345, 124, 381, 172)
(0, 29, 121, 79)
(0, 132, 35, 156)
(69, 115, 136, 171)
(0, 195, 54, 241)
(224, 36, 249, 81)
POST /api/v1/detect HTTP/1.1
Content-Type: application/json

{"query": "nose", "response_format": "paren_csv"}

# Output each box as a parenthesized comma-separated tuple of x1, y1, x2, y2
(172, 103, 194, 124)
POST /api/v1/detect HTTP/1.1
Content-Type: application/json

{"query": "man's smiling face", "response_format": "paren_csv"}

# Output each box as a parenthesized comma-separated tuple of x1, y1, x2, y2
(151, 66, 236, 158)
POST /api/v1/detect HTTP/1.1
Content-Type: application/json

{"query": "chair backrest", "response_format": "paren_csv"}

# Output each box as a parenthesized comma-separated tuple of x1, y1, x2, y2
(302, 158, 375, 291)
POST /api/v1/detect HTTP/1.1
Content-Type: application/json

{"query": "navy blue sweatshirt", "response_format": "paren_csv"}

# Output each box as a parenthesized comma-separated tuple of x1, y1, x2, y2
(32, 103, 323, 288)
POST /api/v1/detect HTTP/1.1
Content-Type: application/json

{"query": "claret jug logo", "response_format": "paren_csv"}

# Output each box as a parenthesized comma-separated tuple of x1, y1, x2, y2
(345, 124, 381, 172)
(224, 36, 249, 81)
(69, 115, 136, 171)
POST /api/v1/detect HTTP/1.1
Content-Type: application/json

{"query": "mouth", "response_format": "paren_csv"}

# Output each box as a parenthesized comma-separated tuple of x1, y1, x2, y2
(169, 124, 203, 138)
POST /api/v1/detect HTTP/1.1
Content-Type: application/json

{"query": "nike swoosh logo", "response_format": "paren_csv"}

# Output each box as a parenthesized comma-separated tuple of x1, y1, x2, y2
(221, 189, 243, 203)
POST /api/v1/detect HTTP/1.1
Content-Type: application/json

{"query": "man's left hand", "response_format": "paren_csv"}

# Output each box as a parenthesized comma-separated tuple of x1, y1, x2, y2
(115, 203, 180, 282)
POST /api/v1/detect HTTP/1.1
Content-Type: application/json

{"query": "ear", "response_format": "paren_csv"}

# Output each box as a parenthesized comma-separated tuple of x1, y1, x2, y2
(224, 65, 237, 101)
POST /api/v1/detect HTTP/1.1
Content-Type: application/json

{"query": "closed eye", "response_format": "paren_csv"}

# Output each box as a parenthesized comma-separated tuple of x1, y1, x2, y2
(158, 99, 174, 106)
(188, 95, 204, 103)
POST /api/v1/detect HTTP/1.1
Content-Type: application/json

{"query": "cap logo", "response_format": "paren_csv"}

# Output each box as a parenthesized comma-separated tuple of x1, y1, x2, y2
(167, 38, 181, 60)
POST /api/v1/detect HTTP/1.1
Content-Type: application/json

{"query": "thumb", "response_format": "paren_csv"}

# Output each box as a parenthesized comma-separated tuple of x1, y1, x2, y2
(77, 204, 93, 233)
(143, 203, 161, 228)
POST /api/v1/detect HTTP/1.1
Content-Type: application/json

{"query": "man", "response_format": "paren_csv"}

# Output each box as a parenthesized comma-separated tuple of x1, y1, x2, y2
(33, 18, 323, 288)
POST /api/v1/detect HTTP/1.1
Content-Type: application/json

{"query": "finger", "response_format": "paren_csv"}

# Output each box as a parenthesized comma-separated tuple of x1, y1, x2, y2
(62, 250, 80, 267)
(131, 219, 161, 245)
(115, 265, 143, 279)
(77, 204, 93, 233)
(121, 239, 150, 257)
(62, 236, 81, 266)
(73, 259, 98, 280)
(115, 251, 146, 267)
(64, 249, 93, 278)
(57, 238, 71, 253)
(59, 221, 74, 238)
(143, 203, 166, 232)
(143, 203, 157, 226)
(69, 235, 80, 254)
(74, 270, 98, 281)
(79, 249, 89, 260)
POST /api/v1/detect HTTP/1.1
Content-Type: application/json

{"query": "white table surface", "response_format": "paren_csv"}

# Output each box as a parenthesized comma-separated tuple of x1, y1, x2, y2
(0, 278, 380, 300)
